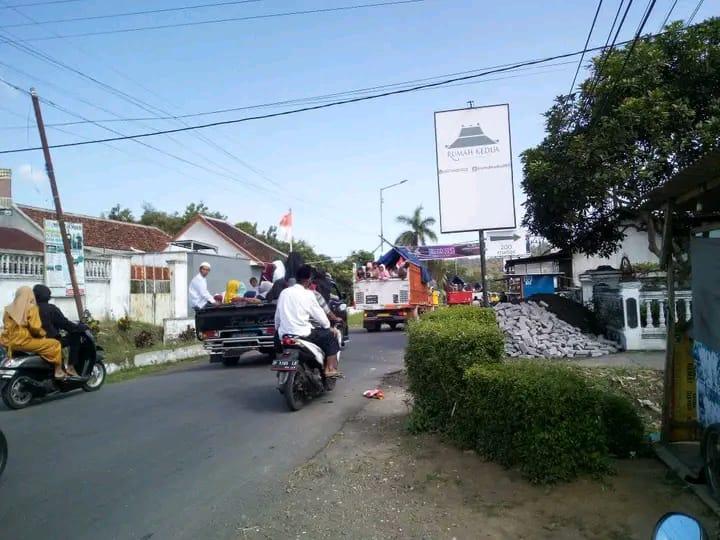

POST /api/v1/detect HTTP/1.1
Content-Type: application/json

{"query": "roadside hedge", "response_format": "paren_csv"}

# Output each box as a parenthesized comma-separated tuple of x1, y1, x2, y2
(405, 312, 503, 432)
(421, 305, 497, 326)
(404, 309, 645, 484)
(458, 362, 612, 484)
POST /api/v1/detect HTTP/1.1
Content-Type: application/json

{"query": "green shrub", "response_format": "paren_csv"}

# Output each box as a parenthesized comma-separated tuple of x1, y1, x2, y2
(405, 317, 504, 431)
(600, 392, 645, 457)
(460, 362, 611, 484)
(421, 306, 497, 326)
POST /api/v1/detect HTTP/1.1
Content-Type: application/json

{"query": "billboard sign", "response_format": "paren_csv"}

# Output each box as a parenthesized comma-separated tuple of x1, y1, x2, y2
(435, 104, 516, 233)
(407, 242, 481, 260)
(44, 219, 85, 297)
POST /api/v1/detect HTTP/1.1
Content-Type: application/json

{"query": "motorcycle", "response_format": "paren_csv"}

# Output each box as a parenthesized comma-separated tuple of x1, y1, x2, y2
(652, 512, 709, 539)
(0, 428, 6, 478)
(271, 326, 342, 411)
(0, 329, 106, 410)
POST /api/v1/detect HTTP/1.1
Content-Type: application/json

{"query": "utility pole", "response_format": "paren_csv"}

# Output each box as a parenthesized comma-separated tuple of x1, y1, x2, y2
(479, 231, 488, 306)
(31, 89, 84, 319)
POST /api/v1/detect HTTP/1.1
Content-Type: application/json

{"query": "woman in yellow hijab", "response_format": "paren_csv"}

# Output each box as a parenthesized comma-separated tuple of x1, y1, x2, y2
(223, 280, 247, 303)
(0, 286, 64, 379)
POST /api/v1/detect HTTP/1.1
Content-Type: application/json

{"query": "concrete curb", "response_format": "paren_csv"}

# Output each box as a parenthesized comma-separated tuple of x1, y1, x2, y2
(105, 344, 207, 375)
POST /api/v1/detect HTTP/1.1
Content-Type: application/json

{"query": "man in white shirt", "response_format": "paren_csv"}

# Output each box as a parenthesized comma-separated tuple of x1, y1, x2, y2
(275, 265, 340, 377)
(189, 262, 216, 311)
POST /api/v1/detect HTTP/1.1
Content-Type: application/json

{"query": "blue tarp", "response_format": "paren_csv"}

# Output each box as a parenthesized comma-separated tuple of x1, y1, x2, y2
(376, 246, 431, 283)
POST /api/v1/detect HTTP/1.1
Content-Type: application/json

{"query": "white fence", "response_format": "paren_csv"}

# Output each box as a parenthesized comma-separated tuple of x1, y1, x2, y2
(0, 253, 44, 279)
(592, 281, 691, 351)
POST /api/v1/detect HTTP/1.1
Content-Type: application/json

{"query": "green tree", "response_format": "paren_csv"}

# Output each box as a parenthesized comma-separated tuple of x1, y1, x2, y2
(395, 206, 438, 247)
(522, 19, 720, 257)
(104, 204, 135, 222)
(139, 202, 227, 235)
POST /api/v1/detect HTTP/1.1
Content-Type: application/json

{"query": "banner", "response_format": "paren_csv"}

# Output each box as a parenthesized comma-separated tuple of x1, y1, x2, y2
(408, 242, 481, 260)
(44, 219, 85, 297)
(435, 104, 516, 233)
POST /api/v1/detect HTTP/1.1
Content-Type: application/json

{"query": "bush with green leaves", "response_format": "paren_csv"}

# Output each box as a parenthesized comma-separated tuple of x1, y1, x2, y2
(458, 362, 613, 483)
(600, 392, 645, 458)
(421, 306, 497, 326)
(405, 315, 503, 432)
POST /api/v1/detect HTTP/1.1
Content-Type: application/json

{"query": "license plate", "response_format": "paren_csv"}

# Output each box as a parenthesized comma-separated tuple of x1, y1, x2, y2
(377, 314, 391, 317)
(271, 357, 298, 370)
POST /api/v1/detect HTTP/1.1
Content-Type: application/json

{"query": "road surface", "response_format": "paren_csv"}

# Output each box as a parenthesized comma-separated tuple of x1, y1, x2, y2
(0, 329, 406, 540)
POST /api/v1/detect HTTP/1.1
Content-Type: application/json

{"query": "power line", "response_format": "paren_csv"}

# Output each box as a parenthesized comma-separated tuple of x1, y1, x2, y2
(11, 0, 425, 42)
(592, 0, 658, 122)
(658, 0, 678, 30)
(0, 0, 85, 9)
(0, 19, 279, 188)
(566, 0, 604, 99)
(0, 36, 661, 155)
(0, 61, 576, 129)
(687, 0, 705, 24)
(0, 0, 262, 29)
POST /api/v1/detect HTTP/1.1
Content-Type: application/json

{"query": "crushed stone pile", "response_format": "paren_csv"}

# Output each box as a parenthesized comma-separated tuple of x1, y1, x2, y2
(494, 301, 619, 358)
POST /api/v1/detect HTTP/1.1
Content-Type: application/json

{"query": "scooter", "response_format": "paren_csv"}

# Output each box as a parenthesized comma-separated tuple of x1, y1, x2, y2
(271, 326, 341, 411)
(0, 428, 7, 478)
(0, 329, 106, 410)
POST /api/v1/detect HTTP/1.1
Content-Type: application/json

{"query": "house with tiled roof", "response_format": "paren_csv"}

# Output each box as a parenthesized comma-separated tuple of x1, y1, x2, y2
(172, 214, 286, 265)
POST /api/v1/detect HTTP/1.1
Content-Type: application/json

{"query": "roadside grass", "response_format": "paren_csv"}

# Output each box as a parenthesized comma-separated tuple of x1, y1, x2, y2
(97, 320, 196, 366)
(348, 311, 363, 328)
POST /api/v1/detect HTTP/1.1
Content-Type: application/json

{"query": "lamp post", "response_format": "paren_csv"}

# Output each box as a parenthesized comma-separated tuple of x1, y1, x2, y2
(379, 179, 408, 249)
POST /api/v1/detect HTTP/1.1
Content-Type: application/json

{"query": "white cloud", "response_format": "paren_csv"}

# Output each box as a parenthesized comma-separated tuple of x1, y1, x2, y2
(17, 164, 48, 186)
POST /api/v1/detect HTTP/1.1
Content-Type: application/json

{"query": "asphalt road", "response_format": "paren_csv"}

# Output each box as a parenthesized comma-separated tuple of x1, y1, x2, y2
(0, 329, 406, 540)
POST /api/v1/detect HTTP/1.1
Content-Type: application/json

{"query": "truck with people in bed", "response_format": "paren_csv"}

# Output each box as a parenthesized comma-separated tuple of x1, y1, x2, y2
(195, 269, 349, 367)
(352, 247, 432, 332)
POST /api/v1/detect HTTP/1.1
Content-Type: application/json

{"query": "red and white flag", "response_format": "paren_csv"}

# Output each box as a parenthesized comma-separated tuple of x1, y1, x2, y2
(278, 209, 293, 245)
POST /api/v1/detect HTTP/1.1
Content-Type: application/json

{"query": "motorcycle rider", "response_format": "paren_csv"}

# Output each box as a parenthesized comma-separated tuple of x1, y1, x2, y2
(0, 286, 64, 379)
(275, 265, 341, 378)
(32, 284, 85, 377)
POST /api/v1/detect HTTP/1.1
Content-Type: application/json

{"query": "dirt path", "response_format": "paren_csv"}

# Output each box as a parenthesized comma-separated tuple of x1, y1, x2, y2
(241, 372, 717, 539)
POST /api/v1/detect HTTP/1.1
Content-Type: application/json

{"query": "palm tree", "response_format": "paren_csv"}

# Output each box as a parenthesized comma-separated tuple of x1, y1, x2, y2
(395, 206, 438, 247)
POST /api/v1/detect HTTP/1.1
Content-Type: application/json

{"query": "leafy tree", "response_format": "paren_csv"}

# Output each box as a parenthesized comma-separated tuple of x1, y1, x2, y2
(395, 206, 438, 247)
(235, 221, 259, 236)
(522, 19, 720, 257)
(104, 204, 135, 222)
(139, 202, 227, 235)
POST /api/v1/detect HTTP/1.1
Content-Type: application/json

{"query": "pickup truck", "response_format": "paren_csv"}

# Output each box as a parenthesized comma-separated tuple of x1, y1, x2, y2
(195, 302, 277, 367)
(195, 288, 349, 367)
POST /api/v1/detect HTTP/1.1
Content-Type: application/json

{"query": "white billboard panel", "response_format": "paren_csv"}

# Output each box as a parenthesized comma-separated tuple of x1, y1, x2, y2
(435, 104, 516, 233)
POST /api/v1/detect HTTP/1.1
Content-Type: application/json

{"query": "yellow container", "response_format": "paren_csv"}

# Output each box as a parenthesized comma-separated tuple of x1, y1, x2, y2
(670, 332, 700, 442)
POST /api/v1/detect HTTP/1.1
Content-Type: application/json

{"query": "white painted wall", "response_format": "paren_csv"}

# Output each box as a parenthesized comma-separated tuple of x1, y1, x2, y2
(0, 254, 131, 323)
(174, 221, 246, 258)
(572, 228, 659, 285)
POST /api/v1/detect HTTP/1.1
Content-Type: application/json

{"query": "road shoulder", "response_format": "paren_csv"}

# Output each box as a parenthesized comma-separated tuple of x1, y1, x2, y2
(242, 371, 714, 540)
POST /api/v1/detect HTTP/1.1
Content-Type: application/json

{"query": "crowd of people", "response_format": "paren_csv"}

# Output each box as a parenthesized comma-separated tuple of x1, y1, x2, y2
(355, 259, 410, 281)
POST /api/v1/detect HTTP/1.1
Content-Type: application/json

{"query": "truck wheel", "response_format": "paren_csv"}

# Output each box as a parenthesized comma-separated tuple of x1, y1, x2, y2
(367, 325, 380, 333)
(283, 371, 305, 411)
(389, 323, 397, 331)
(222, 358, 239, 367)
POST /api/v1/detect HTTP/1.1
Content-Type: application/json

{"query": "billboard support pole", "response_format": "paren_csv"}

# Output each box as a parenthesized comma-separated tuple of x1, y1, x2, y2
(31, 88, 84, 319)
(479, 230, 488, 306)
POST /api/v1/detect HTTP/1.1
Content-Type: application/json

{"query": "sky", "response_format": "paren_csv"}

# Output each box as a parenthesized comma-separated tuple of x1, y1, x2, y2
(0, 0, 716, 258)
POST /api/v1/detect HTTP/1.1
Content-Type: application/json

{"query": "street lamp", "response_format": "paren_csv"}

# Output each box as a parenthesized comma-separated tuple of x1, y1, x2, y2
(380, 179, 408, 249)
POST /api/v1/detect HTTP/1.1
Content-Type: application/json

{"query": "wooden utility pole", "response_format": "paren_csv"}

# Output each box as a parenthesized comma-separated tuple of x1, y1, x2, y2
(30, 88, 84, 319)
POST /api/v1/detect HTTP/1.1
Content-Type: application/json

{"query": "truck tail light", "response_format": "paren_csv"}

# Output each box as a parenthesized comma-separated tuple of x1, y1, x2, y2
(201, 330, 219, 339)
(264, 326, 276, 336)
(282, 337, 297, 346)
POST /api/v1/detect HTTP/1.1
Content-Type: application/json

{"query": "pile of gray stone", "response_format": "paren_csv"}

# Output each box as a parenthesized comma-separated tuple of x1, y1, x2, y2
(493, 301, 619, 358)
